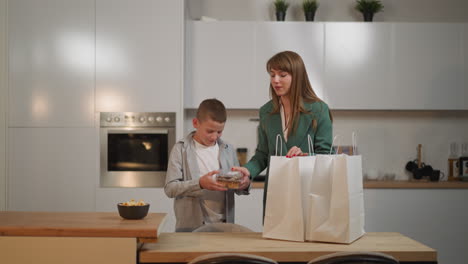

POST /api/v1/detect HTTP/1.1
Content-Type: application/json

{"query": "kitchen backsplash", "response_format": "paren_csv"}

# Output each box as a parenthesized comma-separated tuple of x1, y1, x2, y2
(185, 109, 468, 180)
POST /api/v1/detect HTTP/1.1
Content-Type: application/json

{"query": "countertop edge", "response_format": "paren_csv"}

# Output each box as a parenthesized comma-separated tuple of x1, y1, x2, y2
(0, 212, 167, 239)
(252, 181, 468, 189)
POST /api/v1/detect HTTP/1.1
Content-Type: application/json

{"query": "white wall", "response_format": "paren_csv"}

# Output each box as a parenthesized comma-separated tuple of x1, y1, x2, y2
(187, 0, 468, 22)
(333, 110, 468, 179)
(186, 110, 468, 179)
(0, 0, 7, 211)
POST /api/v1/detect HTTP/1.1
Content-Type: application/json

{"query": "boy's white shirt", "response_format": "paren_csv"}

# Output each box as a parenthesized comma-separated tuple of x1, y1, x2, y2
(193, 139, 226, 223)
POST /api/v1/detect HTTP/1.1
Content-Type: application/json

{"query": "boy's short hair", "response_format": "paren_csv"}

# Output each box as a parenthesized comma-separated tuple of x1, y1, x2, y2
(196, 98, 227, 123)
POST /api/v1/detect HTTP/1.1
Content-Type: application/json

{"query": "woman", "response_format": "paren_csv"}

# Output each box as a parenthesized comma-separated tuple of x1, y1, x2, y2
(234, 50, 333, 212)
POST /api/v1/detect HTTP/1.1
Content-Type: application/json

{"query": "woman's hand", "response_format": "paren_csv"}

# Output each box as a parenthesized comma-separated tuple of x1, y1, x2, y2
(231, 167, 251, 190)
(286, 146, 307, 157)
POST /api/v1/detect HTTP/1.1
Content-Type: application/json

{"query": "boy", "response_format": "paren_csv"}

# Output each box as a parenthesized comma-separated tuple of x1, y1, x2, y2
(164, 98, 250, 232)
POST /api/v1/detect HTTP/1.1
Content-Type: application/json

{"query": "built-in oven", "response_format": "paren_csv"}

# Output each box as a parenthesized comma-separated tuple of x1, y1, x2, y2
(100, 112, 175, 187)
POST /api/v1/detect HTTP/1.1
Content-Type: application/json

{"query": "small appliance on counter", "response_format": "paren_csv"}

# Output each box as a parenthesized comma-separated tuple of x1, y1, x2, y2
(405, 144, 445, 181)
(459, 143, 468, 181)
(448, 142, 460, 181)
(460, 159, 468, 181)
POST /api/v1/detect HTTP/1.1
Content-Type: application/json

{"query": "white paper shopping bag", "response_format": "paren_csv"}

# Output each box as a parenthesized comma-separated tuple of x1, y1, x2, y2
(263, 135, 305, 242)
(263, 155, 305, 242)
(298, 155, 316, 238)
(305, 154, 365, 244)
(305, 154, 334, 241)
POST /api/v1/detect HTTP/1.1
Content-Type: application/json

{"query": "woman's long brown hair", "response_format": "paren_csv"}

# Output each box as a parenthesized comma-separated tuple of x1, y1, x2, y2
(267, 51, 332, 137)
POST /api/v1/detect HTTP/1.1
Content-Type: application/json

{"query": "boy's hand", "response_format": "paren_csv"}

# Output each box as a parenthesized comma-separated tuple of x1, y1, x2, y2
(231, 167, 251, 190)
(199, 170, 228, 191)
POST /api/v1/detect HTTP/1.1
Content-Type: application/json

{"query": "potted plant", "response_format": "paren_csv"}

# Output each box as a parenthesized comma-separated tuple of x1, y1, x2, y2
(274, 0, 289, 21)
(355, 0, 383, 22)
(303, 0, 319, 21)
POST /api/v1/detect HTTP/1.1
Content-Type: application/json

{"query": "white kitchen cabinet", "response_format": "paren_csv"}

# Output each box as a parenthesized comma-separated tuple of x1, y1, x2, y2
(324, 23, 393, 109)
(96, 0, 183, 113)
(8, 128, 97, 211)
(256, 22, 325, 103)
(0, 0, 6, 211)
(187, 21, 256, 109)
(8, 0, 95, 127)
(235, 188, 264, 232)
(365, 189, 468, 264)
(188, 22, 468, 110)
(188, 22, 324, 109)
(326, 23, 466, 110)
(393, 23, 465, 110)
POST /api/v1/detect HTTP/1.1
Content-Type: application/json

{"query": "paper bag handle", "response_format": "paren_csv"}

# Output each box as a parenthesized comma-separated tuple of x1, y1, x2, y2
(275, 134, 283, 156)
(352, 132, 358, 155)
(307, 135, 315, 156)
(330, 135, 341, 154)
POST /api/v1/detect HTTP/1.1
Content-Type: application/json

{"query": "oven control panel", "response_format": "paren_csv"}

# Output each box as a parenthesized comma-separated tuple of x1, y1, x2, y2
(100, 112, 175, 127)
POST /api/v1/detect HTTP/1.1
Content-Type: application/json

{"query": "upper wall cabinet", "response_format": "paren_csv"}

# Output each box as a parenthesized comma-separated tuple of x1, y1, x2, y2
(187, 22, 468, 110)
(187, 22, 324, 109)
(96, 0, 183, 112)
(186, 21, 256, 109)
(256, 23, 325, 103)
(8, 0, 95, 127)
(326, 23, 466, 110)
(392, 23, 465, 110)
(325, 23, 393, 109)
(327, 23, 467, 110)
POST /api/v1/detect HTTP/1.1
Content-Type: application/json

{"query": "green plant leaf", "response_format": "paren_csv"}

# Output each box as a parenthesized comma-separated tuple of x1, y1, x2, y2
(355, 0, 384, 14)
(274, 0, 289, 12)
(303, 0, 319, 13)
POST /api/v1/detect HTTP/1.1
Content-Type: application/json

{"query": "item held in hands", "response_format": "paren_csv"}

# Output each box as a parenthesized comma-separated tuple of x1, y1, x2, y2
(216, 171, 243, 189)
(118, 199, 150, 219)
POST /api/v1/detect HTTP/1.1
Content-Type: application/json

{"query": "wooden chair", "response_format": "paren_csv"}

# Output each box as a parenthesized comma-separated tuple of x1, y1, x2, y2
(187, 253, 278, 264)
(307, 251, 399, 264)
(193, 223, 253, 233)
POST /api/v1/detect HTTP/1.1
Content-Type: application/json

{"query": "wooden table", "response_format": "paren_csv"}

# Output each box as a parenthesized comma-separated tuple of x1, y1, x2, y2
(0, 211, 167, 264)
(140, 232, 437, 263)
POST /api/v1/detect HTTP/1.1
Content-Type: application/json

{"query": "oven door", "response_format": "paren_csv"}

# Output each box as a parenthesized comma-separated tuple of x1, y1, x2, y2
(100, 127, 175, 187)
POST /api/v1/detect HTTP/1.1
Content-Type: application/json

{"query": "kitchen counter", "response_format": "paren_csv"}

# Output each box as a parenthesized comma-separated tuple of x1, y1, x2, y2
(0, 211, 166, 239)
(252, 180, 468, 189)
(0, 211, 167, 264)
(363, 180, 468, 189)
(139, 232, 437, 263)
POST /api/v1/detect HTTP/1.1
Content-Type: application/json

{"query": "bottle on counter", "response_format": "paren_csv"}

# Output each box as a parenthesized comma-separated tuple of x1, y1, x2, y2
(448, 142, 459, 181)
(459, 143, 468, 181)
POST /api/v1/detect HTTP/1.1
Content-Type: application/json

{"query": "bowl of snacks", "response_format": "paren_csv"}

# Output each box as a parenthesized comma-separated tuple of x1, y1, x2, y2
(117, 199, 150, 220)
(216, 171, 243, 189)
